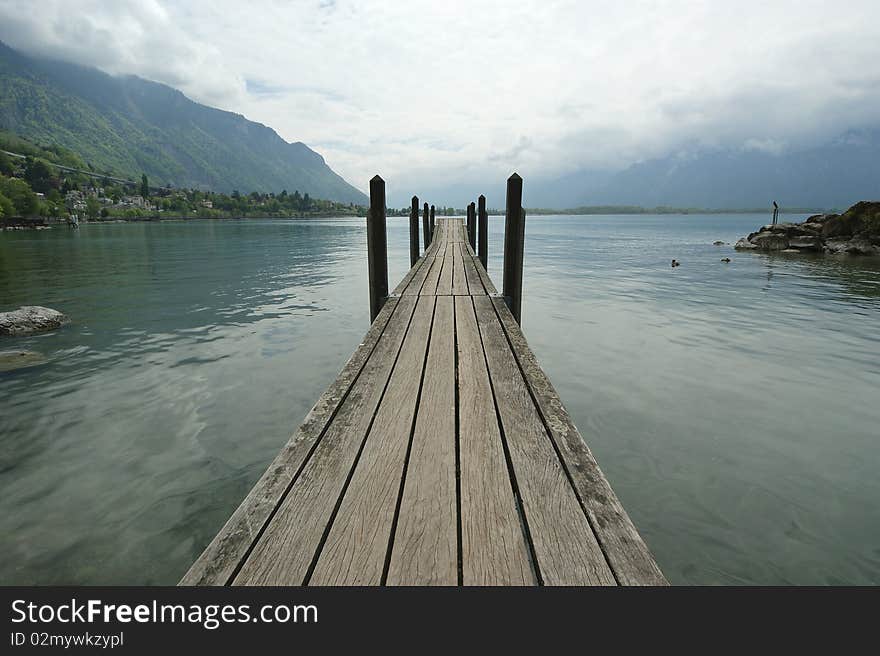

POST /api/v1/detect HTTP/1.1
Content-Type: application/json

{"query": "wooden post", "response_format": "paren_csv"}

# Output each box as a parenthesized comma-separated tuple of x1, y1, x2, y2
(410, 195, 420, 267)
(367, 175, 388, 322)
(430, 205, 435, 242)
(502, 173, 525, 324)
(478, 194, 488, 268)
(465, 202, 474, 249)
(423, 202, 430, 249)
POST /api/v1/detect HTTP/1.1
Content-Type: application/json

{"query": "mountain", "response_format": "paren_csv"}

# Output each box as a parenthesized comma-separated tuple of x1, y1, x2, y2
(0, 41, 367, 204)
(528, 129, 880, 210)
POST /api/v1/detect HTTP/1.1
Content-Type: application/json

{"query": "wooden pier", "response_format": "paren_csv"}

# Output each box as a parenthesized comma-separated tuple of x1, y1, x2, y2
(181, 175, 665, 586)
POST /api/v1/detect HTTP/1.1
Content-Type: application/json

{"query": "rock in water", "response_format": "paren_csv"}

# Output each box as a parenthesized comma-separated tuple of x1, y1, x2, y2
(0, 306, 69, 336)
(0, 350, 48, 372)
(734, 201, 880, 256)
(750, 232, 789, 251)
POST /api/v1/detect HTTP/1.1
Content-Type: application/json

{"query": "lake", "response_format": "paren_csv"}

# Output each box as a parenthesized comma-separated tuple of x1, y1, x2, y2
(1, 215, 879, 585)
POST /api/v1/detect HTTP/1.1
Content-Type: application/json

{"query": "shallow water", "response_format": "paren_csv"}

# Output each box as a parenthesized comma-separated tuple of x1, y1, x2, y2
(1, 215, 878, 585)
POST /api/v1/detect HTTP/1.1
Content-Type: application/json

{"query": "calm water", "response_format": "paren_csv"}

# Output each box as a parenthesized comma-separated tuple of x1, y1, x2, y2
(1, 215, 878, 585)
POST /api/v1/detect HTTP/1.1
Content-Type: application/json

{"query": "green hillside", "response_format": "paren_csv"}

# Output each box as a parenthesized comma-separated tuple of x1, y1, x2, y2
(0, 41, 367, 204)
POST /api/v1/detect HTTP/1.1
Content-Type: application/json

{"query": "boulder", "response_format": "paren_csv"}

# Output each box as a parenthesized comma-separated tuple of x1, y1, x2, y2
(0, 306, 69, 336)
(823, 238, 878, 255)
(787, 235, 822, 250)
(734, 237, 757, 250)
(750, 232, 789, 251)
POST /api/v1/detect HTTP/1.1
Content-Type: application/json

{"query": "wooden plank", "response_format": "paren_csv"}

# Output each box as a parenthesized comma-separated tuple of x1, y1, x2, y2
(420, 245, 446, 296)
(472, 295, 616, 586)
(451, 240, 469, 295)
(459, 242, 487, 296)
(387, 295, 457, 585)
(473, 252, 497, 295)
(309, 296, 435, 585)
(180, 296, 403, 586)
(232, 296, 419, 585)
(490, 297, 667, 585)
(456, 296, 534, 585)
(391, 256, 427, 296)
(435, 240, 453, 296)
(402, 254, 438, 296)
(462, 239, 497, 294)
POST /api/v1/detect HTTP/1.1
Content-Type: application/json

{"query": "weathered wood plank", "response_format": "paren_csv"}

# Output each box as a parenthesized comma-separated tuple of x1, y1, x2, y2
(309, 296, 435, 585)
(391, 256, 427, 296)
(473, 295, 616, 586)
(472, 251, 497, 295)
(490, 297, 667, 585)
(435, 241, 453, 296)
(459, 242, 487, 296)
(451, 241, 469, 295)
(402, 254, 438, 296)
(462, 239, 497, 294)
(232, 296, 419, 585)
(180, 295, 403, 586)
(420, 245, 446, 296)
(387, 295, 457, 585)
(456, 296, 534, 585)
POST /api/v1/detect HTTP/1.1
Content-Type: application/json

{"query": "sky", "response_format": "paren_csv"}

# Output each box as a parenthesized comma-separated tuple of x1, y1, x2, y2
(1, 0, 879, 203)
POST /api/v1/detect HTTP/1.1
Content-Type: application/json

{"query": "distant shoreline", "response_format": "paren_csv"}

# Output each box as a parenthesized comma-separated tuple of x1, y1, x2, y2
(2, 207, 834, 229)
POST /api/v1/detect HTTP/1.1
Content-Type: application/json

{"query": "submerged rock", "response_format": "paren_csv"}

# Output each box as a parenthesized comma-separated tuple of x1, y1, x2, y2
(0, 350, 48, 372)
(0, 306, 69, 336)
(735, 201, 880, 256)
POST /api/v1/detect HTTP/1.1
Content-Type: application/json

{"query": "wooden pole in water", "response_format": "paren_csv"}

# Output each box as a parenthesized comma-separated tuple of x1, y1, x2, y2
(430, 205, 435, 242)
(410, 195, 420, 267)
(467, 202, 476, 249)
(423, 202, 430, 249)
(478, 194, 488, 268)
(367, 175, 388, 322)
(503, 173, 525, 324)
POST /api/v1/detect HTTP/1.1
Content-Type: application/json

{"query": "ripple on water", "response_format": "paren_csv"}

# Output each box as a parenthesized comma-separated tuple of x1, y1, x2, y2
(1, 215, 879, 585)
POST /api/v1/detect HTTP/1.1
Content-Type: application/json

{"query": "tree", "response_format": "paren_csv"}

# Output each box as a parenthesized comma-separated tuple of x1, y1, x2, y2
(85, 196, 100, 220)
(0, 192, 14, 218)
(0, 151, 14, 176)
(24, 158, 55, 194)
(140, 174, 149, 199)
(0, 177, 39, 216)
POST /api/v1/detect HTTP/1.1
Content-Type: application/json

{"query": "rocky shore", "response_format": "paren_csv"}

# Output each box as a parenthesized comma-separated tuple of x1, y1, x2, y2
(735, 201, 880, 255)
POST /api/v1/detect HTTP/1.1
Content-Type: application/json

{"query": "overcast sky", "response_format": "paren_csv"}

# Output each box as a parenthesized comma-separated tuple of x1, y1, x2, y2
(1, 0, 879, 201)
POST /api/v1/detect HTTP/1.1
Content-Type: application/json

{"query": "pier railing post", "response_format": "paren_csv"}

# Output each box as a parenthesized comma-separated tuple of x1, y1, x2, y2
(502, 173, 525, 324)
(367, 175, 388, 322)
(423, 202, 430, 250)
(478, 194, 488, 268)
(467, 202, 476, 249)
(410, 195, 420, 267)
(430, 205, 435, 242)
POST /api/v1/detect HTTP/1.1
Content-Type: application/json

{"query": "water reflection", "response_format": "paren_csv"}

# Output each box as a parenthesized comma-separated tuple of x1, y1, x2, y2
(1, 215, 879, 585)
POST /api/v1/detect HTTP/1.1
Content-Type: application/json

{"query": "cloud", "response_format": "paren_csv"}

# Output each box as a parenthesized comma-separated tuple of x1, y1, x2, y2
(1, 0, 879, 204)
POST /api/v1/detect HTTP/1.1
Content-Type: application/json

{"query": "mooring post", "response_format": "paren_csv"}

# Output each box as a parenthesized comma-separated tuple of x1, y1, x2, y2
(503, 173, 525, 324)
(466, 202, 475, 249)
(410, 195, 420, 267)
(430, 205, 435, 242)
(367, 175, 388, 322)
(423, 202, 430, 249)
(478, 194, 488, 268)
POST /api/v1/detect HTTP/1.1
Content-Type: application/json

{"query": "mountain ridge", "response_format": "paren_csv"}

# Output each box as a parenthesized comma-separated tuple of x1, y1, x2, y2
(0, 41, 367, 204)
